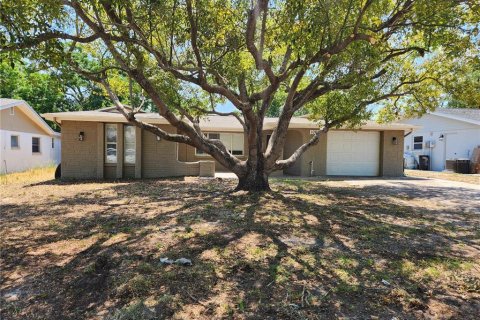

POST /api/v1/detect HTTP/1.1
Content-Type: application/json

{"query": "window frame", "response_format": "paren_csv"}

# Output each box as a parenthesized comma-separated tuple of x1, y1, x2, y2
(413, 136, 423, 150)
(195, 132, 244, 156)
(11, 135, 19, 149)
(123, 125, 136, 165)
(32, 137, 40, 153)
(105, 124, 118, 164)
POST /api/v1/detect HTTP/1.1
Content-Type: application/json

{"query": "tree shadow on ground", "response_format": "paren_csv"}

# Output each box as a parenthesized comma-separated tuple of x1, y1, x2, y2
(1, 178, 479, 319)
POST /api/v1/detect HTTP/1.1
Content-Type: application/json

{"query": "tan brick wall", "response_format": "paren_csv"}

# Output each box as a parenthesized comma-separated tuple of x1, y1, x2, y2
(124, 165, 135, 179)
(284, 129, 327, 176)
(104, 165, 116, 179)
(199, 161, 215, 177)
(61, 121, 99, 179)
(60, 120, 404, 179)
(380, 130, 404, 176)
(142, 125, 203, 178)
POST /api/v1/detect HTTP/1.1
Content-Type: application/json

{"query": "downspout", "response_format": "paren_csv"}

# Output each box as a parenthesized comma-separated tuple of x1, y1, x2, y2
(403, 129, 414, 173)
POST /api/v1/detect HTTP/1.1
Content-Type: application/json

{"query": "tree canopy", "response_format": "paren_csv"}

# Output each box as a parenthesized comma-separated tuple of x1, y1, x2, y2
(1, 0, 478, 190)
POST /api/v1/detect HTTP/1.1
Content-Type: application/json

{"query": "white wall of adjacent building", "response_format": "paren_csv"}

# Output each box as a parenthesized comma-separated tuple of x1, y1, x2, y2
(402, 114, 480, 171)
(0, 129, 61, 174)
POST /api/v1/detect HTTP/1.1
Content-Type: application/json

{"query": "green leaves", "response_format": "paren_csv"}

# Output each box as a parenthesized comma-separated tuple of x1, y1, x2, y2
(1, 0, 478, 124)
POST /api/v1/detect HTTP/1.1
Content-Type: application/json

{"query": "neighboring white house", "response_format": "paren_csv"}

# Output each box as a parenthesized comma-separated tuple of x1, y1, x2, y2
(0, 99, 61, 174)
(400, 108, 480, 171)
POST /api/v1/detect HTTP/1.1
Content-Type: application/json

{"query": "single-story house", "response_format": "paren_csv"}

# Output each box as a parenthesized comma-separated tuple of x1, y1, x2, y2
(400, 108, 480, 171)
(0, 99, 61, 174)
(41, 107, 416, 179)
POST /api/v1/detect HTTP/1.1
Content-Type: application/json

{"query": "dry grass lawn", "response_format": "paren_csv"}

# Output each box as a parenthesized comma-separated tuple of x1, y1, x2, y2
(405, 169, 480, 185)
(1, 168, 479, 319)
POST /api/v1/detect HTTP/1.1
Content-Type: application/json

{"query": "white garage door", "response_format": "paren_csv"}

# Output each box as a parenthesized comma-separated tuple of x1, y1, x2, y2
(326, 131, 380, 176)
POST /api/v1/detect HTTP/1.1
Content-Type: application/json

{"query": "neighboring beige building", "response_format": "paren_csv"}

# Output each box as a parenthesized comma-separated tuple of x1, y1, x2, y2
(0, 99, 61, 174)
(42, 107, 416, 179)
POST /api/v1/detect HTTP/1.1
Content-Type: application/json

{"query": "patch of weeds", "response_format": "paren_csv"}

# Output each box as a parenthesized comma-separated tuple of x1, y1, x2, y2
(176, 214, 202, 225)
(47, 218, 61, 230)
(84, 263, 96, 275)
(138, 229, 149, 237)
(237, 298, 246, 313)
(337, 255, 359, 269)
(270, 263, 292, 284)
(105, 300, 155, 320)
(247, 244, 277, 261)
(117, 274, 153, 297)
(279, 179, 312, 192)
(157, 293, 175, 304)
(390, 259, 416, 278)
(119, 226, 133, 233)
(382, 288, 426, 310)
(335, 281, 360, 294)
(137, 262, 156, 274)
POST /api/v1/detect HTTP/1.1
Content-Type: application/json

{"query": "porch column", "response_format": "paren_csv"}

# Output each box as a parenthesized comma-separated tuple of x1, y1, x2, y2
(116, 123, 124, 179)
(135, 126, 142, 178)
(96, 123, 104, 179)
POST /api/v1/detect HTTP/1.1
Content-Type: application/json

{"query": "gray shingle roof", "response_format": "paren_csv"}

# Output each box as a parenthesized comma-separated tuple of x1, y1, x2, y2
(434, 108, 480, 122)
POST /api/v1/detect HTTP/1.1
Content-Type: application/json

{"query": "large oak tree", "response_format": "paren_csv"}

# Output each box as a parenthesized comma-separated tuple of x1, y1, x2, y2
(1, 0, 478, 190)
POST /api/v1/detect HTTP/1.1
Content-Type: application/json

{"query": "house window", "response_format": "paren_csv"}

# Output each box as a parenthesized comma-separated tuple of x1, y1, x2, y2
(32, 137, 40, 153)
(105, 124, 117, 163)
(413, 136, 423, 150)
(11, 135, 19, 148)
(124, 125, 136, 164)
(195, 132, 244, 156)
(231, 133, 243, 155)
(52, 138, 54, 148)
(9, 107, 14, 115)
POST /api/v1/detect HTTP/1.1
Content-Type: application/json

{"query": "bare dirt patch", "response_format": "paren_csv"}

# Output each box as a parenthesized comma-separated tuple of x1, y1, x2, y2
(1, 169, 479, 319)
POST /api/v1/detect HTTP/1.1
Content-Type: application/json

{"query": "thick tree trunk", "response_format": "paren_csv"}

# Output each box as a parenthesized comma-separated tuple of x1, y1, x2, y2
(235, 168, 270, 191)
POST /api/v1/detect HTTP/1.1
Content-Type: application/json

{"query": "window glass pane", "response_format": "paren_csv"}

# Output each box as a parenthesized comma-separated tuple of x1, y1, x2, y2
(106, 124, 117, 143)
(231, 133, 244, 155)
(209, 133, 220, 140)
(218, 133, 231, 152)
(413, 136, 423, 143)
(124, 126, 136, 164)
(11, 136, 18, 148)
(32, 137, 40, 153)
(105, 124, 117, 163)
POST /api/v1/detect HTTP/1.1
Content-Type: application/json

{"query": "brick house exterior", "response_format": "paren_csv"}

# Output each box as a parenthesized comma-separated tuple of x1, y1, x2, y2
(42, 108, 414, 179)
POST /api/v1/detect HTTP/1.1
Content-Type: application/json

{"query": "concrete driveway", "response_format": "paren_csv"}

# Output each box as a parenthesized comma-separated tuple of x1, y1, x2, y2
(215, 172, 480, 213)
(331, 177, 480, 214)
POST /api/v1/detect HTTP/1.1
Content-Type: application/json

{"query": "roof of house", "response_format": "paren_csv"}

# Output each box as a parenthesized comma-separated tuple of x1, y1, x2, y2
(41, 107, 419, 131)
(0, 99, 60, 137)
(430, 108, 480, 125)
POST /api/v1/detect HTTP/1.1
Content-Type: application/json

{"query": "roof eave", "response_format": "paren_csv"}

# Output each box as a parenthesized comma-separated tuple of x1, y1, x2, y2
(429, 111, 480, 126)
(1, 100, 59, 137)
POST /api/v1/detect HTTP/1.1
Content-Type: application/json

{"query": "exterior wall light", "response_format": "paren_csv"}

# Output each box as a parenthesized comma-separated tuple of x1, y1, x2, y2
(439, 134, 444, 141)
(156, 136, 161, 141)
(79, 132, 85, 141)
(392, 137, 398, 145)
